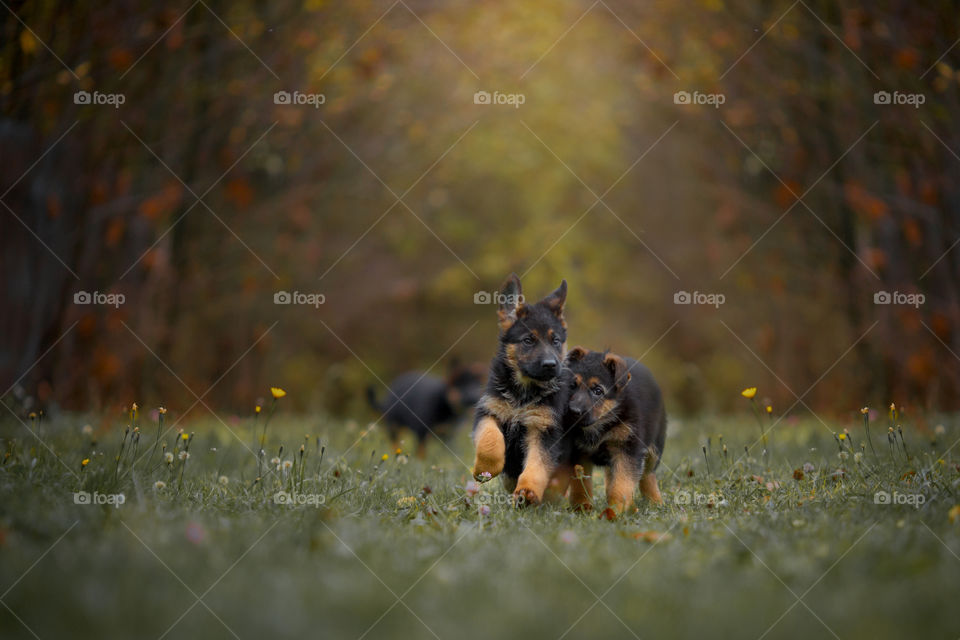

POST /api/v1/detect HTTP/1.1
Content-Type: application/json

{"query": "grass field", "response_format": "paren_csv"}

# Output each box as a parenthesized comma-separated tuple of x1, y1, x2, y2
(1, 403, 958, 640)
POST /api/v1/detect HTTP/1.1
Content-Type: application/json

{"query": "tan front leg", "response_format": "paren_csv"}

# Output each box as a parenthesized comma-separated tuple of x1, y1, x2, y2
(639, 450, 663, 503)
(603, 453, 638, 518)
(569, 462, 594, 512)
(513, 426, 553, 506)
(472, 416, 505, 480)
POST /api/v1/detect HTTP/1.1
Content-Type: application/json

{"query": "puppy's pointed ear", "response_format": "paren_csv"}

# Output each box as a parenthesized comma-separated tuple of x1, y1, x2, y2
(604, 353, 631, 391)
(566, 346, 588, 363)
(497, 273, 523, 332)
(542, 279, 567, 319)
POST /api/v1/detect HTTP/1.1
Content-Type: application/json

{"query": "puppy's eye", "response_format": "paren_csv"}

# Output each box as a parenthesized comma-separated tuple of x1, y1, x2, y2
(591, 386, 604, 398)
(552, 335, 562, 347)
(521, 336, 535, 346)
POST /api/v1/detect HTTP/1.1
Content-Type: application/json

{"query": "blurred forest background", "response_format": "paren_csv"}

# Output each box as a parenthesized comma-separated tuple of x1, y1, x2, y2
(2, 0, 960, 420)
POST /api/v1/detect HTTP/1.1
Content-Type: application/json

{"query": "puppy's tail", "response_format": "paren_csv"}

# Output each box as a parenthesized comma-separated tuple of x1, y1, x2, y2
(366, 385, 382, 413)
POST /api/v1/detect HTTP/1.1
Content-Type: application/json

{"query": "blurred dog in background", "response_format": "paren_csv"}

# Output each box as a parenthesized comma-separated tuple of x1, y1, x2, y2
(367, 359, 485, 458)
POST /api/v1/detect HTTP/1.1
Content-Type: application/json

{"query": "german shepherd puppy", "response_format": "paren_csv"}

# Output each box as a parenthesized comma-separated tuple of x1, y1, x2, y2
(368, 360, 485, 458)
(471, 274, 570, 505)
(559, 347, 667, 517)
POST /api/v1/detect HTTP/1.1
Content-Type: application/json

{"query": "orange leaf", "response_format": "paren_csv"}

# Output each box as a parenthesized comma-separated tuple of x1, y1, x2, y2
(225, 178, 254, 208)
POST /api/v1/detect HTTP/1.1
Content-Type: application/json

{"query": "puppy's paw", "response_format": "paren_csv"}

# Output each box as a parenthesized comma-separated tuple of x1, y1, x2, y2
(512, 486, 541, 507)
(599, 507, 618, 521)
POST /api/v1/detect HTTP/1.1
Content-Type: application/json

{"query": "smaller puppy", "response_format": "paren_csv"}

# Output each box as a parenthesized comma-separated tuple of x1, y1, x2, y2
(559, 347, 667, 517)
(368, 360, 485, 458)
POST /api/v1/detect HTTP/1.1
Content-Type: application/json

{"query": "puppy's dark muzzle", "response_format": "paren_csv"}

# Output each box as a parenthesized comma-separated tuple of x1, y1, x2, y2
(526, 358, 559, 382)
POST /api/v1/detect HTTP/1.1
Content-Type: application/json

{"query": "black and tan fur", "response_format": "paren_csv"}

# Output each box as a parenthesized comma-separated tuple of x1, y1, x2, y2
(471, 274, 570, 505)
(558, 347, 667, 517)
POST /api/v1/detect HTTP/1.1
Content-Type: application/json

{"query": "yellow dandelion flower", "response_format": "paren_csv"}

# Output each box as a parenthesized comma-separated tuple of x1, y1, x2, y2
(270, 387, 287, 399)
(255, 405, 261, 414)
(181, 433, 189, 441)
(949, 505, 960, 523)
(158, 407, 167, 414)
(765, 405, 773, 414)
(381, 454, 389, 461)
(395, 448, 403, 455)
(741, 387, 757, 399)
(81, 458, 90, 468)
(860, 407, 869, 415)
(838, 433, 846, 441)
(28, 412, 37, 419)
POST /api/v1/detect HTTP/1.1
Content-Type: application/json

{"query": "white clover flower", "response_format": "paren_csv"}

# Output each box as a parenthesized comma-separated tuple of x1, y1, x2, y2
(164, 452, 174, 464)
(218, 475, 229, 486)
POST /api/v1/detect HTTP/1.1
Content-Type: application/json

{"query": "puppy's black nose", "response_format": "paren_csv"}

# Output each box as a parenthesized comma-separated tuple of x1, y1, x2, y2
(541, 358, 557, 372)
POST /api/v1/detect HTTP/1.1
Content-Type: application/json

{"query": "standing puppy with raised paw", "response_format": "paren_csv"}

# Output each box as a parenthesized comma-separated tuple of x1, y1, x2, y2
(471, 273, 570, 506)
